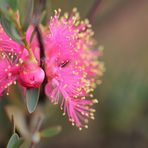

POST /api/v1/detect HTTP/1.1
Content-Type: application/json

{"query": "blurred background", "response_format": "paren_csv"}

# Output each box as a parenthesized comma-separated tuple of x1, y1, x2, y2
(1, 0, 148, 147)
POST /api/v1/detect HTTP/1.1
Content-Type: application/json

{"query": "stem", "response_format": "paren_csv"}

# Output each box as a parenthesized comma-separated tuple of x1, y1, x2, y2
(25, 43, 38, 63)
(19, 29, 37, 63)
(29, 142, 34, 148)
(87, 0, 102, 23)
(35, 26, 45, 66)
(29, 116, 44, 148)
(35, 26, 47, 103)
(12, 115, 15, 134)
(10, 10, 37, 63)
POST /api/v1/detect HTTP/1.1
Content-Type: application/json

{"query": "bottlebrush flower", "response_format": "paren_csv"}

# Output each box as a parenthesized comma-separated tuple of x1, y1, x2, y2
(44, 8, 104, 129)
(0, 25, 44, 95)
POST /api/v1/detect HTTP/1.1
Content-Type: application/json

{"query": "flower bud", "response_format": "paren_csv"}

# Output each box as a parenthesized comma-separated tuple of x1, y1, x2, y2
(18, 62, 45, 88)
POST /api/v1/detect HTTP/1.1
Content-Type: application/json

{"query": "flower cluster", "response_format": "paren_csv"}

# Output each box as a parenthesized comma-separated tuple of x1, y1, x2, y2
(0, 8, 104, 129)
(0, 25, 44, 95)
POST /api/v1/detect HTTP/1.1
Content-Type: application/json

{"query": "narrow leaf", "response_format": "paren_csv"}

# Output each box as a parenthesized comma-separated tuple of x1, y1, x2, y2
(7, 133, 24, 148)
(0, 15, 23, 44)
(12, 138, 24, 148)
(7, 133, 19, 148)
(8, 0, 17, 11)
(0, 0, 17, 12)
(26, 88, 40, 113)
(40, 126, 62, 138)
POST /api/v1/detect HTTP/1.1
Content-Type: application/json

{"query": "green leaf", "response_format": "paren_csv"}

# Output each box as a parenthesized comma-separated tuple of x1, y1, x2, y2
(8, 0, 17, 11)
(26, 88, 40, 113)
(7, 133, 23, 148)
(13, 138, 24, 148)
(0, 0, 17, 19)
(40, 126, 62, 138)
(0, 0, 17, 12)
(7, 133, 19, 148)
(17, 0, 34, 31)
(0, 15, 23, 44)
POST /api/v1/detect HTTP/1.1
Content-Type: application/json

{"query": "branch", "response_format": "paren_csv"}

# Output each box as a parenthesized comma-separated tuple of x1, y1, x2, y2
(35, 26, 47, 103)
(35, 26, 45, 65)
(29, 116, 44, 148)
(87, 0, 102, 23)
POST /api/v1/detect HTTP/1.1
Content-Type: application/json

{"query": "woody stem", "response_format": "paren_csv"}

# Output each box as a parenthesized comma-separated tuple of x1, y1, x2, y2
(10, 10, 37, 63)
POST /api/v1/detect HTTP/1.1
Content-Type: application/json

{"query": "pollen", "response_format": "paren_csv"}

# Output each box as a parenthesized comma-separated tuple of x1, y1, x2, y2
(44, 8, 104, 129)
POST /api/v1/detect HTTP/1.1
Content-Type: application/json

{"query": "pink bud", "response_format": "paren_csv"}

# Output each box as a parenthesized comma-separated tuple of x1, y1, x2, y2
(18, 62, 45, 88)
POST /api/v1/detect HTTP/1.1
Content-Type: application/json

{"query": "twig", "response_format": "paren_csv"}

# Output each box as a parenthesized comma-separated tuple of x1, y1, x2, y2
(29, 116, 44, 148)
(12, 115, 15, 134)
(87, 0, 102, 23)
(35, 26, 47, 103)
(33, 0, 46, 25)
(35, 26, 45, 66)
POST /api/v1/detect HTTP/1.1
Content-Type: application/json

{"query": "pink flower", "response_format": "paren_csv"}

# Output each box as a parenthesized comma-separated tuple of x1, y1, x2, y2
(44, 8, 104, 129)
(0, 25, 23, 95)
(18, 61, 45, 88)
(0, 25, 44, 95)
